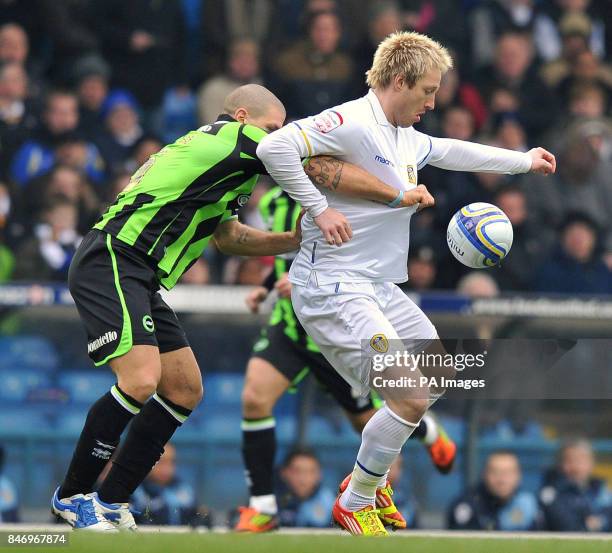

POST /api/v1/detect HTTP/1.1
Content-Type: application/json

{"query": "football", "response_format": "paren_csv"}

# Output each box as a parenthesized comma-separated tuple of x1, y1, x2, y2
(447, 203, 513, 268)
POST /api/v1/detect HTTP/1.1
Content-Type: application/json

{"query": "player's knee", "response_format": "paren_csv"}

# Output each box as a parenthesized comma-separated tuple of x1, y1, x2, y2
(241, 386, 273, 418)
(118, 376, 159, 403)
(387, 397, 429, 425)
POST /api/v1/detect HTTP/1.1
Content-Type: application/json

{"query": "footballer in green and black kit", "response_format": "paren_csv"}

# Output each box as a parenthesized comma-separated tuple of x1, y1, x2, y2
(69, 116, 268, 366)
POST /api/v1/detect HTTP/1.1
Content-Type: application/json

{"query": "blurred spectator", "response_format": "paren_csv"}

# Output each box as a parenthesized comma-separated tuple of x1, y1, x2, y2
(523, 121, 612, 242)
(276, 446, 336, 528)
(197, 38, 263, 126)
(272, 10, 353, 118)
(533, 213, 612, 294)
(93, 0, 187, 117)
(567, 82, 607, 121)
(351, 2, 403, 96)
(132, 443, 211, 527)
(555, 49, 612, 107)
(492, 113, 528, 152)
(12, 195, 82, 281)
(202, 0, 274, 77)
(235, 257, 268, 286)
(539, 439, 612, 532)
(0, 60, 37, 177)
(0, 23, 27, 65)
(9, 89, 104, 186)
(25, 164, 101, 234)
(160, 86, 198, 144)
(73, 56, 111, 139)
(401, 0, 467, 60)
(448, 451, 541, 530)
(457, 272, 500, 298)
(540, 12, 596, 89)
(94, 90, 144, 173)
(37, 0, 99, 85)
(124, 134, 163, 175)
(468, 0, 557, 67)
(0, 444, 19, 522)
(542, 0, 607, 62)
(475, 31, 558, 140)
(493, 185, 555, 290)
(407, 246, 437, 291)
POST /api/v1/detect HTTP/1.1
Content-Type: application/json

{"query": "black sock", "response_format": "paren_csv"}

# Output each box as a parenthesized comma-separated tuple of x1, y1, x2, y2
(59, 385, 142, 498)
(241, 417, 276, 497)
(97, 393, 191, 504)
(410, 417, 428, 441)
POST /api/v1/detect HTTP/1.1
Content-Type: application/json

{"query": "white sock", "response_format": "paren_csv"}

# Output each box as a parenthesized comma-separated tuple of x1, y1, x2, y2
(340, 405, 417, 511)
(421, 412, 439, 446)
(249, 494, 277, 515)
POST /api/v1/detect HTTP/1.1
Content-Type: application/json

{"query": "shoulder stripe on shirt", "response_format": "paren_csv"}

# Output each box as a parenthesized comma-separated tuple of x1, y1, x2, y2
(417, 136, 433, 169)
(292, 122, 313, 156)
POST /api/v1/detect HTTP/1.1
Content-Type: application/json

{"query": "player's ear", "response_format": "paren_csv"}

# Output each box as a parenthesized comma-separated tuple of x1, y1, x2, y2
(234, 107, 248, 123)
(393, 74, 405, 91)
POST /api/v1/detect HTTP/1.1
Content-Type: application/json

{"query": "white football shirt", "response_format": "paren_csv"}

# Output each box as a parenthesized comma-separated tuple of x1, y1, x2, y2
(257, 90, 532, 285)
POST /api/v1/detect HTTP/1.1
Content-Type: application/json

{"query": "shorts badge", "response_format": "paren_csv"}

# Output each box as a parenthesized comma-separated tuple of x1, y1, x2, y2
(370, 334, 388, 353)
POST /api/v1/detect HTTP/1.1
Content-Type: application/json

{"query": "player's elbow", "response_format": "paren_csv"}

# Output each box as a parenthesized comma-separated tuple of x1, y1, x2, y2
(213, 221, 239, 254)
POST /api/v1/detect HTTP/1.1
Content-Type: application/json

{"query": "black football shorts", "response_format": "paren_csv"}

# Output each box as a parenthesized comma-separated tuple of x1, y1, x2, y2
(68, 230, 189, 366)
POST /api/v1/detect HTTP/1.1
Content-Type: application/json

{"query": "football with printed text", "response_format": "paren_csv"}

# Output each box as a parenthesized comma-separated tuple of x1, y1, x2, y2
(446, 203, 513, 269)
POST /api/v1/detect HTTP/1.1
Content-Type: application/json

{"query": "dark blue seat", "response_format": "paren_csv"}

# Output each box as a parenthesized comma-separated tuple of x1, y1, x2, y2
(0, 369, 52, 402)
(58, 371, 116, 404)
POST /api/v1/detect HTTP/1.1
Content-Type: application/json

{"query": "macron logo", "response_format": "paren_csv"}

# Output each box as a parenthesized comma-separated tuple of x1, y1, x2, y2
(375, 154, 394, 167)
(88, 331, 118, 353)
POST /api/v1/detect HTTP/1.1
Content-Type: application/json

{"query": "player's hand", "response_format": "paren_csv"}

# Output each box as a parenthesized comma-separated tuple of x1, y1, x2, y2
(313, 207, 352, 246)
(246, 286, 268, 313)
(274, 273, 292, 298)
(289, 210, 304, 249)
(528, 147, 556, 175)
(401, 184, 435, 212)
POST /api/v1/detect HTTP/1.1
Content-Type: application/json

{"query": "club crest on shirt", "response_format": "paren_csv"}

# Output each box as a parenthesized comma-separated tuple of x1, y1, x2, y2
(313, 110, 343, 133)
(370, 333, 389, 353)
(406, 165, 417, 185)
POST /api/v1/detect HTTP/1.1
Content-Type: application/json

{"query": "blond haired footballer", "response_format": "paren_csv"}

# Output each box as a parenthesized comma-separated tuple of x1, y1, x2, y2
(257, 32, 555, 536)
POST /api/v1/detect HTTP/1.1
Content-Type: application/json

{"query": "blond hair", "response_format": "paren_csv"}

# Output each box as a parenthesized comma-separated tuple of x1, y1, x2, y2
(366, 31, 453, 89)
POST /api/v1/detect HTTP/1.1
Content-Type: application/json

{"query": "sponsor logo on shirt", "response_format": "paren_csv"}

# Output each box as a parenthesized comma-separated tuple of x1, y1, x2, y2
(313, 110, 343, 133)
(375, 154, 394, 167)
(88, 330, 118, 353)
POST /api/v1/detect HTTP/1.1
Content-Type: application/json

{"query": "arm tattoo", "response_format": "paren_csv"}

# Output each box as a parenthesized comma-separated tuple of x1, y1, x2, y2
(237, 228, 249, 244)
(305, 156, 344, 191)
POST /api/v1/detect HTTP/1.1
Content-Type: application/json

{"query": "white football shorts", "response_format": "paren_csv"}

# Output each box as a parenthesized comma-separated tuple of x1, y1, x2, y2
(291, 278, 438, 396)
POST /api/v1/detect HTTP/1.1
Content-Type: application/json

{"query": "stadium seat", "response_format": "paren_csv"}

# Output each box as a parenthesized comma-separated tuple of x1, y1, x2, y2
(0, 369, 52, 402)
(54, 407, 90, 437)
(199, 411, 242, 443)
(58, 370, 116, 404)
(203, 373, 244, 408)
(0, 335, 59, 372)
(0, 406, 54, 433)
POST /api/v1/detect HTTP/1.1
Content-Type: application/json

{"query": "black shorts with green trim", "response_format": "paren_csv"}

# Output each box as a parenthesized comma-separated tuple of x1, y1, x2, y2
(251, 323, 377, 414)
(68, 230, 189, 366)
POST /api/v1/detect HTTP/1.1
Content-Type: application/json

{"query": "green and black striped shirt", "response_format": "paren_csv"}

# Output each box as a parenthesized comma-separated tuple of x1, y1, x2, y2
(259, 186, 319, 352)
(95, 115, 267, 289)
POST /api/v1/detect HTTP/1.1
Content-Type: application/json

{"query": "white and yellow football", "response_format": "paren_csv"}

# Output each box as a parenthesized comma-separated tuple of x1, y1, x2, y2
(447, 203, 513, 268)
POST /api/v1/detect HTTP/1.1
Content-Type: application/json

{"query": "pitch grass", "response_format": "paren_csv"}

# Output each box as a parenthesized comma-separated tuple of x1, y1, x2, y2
(14, 532, 612, 553)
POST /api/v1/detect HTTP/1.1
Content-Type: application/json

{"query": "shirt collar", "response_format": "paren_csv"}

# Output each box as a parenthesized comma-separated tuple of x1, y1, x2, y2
(215, 113, 237, 123)
(366, 89, 390, 127)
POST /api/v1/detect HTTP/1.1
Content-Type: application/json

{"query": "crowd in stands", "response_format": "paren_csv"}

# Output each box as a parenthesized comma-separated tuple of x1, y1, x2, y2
(2, 439, 610, 531)
(0, 0, 611, 294)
